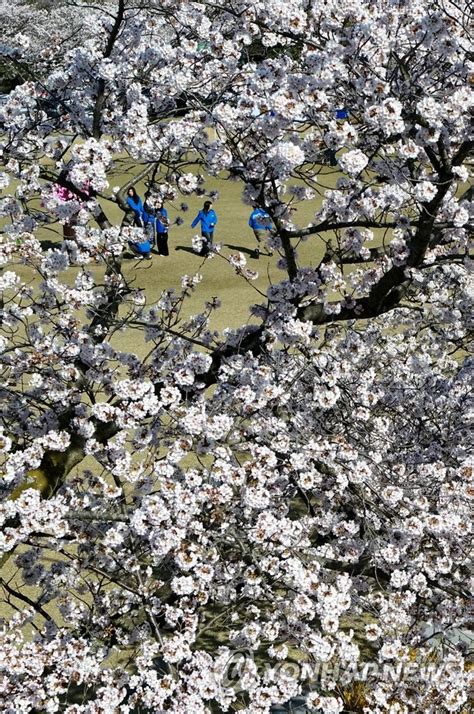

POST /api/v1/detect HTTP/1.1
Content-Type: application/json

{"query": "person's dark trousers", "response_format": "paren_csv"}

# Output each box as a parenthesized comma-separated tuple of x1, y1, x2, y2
(200, 231, 214, 256)
(324, 148, 338, 166)
(156, 231, 169, 256)
(63, 223, 77, 240)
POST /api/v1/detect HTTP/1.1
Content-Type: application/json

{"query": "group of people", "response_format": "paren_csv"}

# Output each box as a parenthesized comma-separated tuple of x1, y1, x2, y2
(126, 187, 170, 259)
(125, 186, 275, 260)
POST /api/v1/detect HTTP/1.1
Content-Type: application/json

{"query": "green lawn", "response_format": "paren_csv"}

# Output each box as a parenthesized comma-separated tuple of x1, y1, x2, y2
(99, 170, 331, 337)
(5, 166, 339, 359)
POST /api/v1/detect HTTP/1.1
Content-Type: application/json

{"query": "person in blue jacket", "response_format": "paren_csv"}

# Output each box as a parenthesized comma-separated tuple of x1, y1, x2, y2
(154, 200, 170, 256)
(126, 187, 152, 259)
(324, 109, 349, 166)
(191, 200, 217, 256)
(143, 193, 170, 256)
(126, 186, 145, 226)
(248, 205, 274, 257)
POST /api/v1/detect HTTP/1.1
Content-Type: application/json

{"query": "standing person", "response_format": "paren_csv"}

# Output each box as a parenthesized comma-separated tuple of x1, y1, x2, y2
(324, 109, 349, 166)
(126, 186, 151, 259)
(191, 200, 217, 256)
(143, 191, 156, 247)
(143, 193, 170, 256)
(248, 205, 274, 257)
(53, 171, 93, 242)
(154, 200, 170, 256)
(126, 186, 145, 227)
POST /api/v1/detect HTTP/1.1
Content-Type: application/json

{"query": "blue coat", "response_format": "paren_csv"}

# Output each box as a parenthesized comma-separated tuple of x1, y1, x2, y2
(191, 209, 217, 233)
(130, 238, 152, 255)
(155, 207, 169, 234)
(249, 208, 273, 231)
(127, 195, 145, 224)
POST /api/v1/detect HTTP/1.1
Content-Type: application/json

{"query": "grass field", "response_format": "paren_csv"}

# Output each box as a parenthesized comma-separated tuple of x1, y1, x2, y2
(95, 169, 333, 334)
(5, 165, 342, 358)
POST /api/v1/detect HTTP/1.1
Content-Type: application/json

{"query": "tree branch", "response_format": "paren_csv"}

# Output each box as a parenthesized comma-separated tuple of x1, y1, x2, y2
(92, 0, 125, 139)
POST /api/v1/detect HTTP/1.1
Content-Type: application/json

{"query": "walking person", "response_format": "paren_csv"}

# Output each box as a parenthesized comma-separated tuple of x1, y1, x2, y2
(248, 205, 274, 257)
(191, 200, 217, 256)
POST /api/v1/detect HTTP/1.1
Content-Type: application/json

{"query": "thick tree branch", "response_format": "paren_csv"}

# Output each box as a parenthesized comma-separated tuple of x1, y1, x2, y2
(92, 0, 125, 139)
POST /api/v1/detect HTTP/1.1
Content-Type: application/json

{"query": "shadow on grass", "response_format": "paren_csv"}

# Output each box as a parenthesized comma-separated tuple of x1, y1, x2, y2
(224, 243, 257, 257)
(39, 239, 61, 251)
(122, 252, 155, 263)
(174, 245, 199, 254)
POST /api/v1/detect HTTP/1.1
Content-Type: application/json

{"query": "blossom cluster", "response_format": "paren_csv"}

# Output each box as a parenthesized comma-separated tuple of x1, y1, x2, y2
(0, 0, 472, 712)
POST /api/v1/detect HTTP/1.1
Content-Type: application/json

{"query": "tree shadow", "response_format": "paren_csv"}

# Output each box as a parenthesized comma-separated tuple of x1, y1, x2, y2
(174, 245, 199, 254)
(224, 243, 257, 257)
(123, 251, 153, 261)
(39, 239, 61, 251)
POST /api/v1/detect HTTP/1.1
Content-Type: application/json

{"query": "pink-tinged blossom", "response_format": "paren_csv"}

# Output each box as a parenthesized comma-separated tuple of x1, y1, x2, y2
(414, 181, 438, 202)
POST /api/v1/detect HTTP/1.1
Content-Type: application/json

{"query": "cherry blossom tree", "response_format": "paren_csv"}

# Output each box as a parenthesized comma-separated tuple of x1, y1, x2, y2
(0, 1, 108, 89)
(0, 1, 472, 712)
